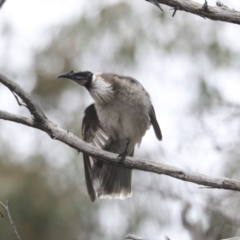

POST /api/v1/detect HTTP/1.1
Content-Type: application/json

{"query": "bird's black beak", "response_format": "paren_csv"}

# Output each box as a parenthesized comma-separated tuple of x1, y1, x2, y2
(57, 70, 75, 80)
(57, 70, 93, 87)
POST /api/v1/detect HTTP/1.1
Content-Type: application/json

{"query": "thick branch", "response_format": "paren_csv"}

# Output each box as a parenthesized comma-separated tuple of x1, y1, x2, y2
(147, 0, 240, 25)
(1, 108, 240, 193)
(1, 74, 240, 193)
(0, 0, 6, 9)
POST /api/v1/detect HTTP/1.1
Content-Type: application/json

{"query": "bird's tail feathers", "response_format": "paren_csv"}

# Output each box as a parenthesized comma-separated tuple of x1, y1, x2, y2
(92, 163, 132, 200)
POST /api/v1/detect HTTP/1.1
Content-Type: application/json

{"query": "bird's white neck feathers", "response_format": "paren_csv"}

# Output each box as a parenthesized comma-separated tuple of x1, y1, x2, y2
(89, 74, 114, 105)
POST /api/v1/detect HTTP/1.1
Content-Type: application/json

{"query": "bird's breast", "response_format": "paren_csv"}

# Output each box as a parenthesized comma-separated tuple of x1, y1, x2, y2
(95, 90, 151, 145)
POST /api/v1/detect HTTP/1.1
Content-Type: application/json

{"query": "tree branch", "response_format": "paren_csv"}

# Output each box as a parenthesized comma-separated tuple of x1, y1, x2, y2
(1, 73, 240, 194)
(0, 0, 6, 9)
(0, 73, 47, 123)
(0, 110, 37, 128)
(0, 201, 22, 240)
(126, 234, 146, 240)
(221, 238, 240, 240)
(125, 234, 170, 239)
(146, 0, 240, 25)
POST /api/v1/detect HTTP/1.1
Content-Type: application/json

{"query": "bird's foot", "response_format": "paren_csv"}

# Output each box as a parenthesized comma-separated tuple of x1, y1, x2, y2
(117, 150, 128, 163)
(117, 139, 130, 163)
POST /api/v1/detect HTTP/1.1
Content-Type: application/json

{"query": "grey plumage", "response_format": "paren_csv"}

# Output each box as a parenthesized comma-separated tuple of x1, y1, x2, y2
(82, 103, 133, 201)
(58, 70, 162, 202)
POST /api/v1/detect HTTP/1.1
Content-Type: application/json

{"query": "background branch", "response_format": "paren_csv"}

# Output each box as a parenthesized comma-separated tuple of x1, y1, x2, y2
(0, 0, 6, 9)
(0, 201, 22, 240)
(126, 234, 146, 240)
(221, 238, 240, 240)
(1, 73, 240, 194)
(146, 0, 240, 25)
(125, 234, 171, 239)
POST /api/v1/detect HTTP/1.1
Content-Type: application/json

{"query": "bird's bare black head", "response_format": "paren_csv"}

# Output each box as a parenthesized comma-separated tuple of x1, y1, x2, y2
(57, 70, 93, 88)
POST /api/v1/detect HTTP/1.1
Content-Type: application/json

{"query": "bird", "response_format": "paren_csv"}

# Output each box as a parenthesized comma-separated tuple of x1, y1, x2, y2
(57, 70, 162, 202)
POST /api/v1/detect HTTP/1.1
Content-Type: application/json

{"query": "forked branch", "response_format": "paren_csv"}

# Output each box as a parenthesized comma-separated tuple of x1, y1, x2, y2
(1, 72, 240, 193)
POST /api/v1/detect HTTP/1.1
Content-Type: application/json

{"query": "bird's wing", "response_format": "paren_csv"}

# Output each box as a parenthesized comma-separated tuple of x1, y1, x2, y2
(82, 103, 109, 202)
(149, 105, 162, 141)
(114, 74, 162, 141)
(82, 103, 109, 149)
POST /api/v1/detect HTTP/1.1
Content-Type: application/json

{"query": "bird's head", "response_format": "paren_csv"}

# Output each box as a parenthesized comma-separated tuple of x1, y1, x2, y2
(57, 70, 93, 88)
(58, 70, 114, 104)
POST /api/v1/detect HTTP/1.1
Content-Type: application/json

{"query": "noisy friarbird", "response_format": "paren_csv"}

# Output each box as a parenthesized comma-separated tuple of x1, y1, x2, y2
(58, 70, 162, 202)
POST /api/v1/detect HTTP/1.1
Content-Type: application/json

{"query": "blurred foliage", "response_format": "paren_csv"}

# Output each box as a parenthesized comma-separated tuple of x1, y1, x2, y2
(0, 157, 100, 240)
(1, 0, 240, 240)
(193, 77, 223, 114)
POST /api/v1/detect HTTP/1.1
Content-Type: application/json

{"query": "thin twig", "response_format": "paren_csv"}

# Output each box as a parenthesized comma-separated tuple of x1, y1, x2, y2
(172, 8, 177, 17)
(0, 72, 47, 123)
(153, 0, 164, 11)
(10, 90, 28, 108)
(0, 201, 22, 240)
(146, 0, 163, 11)
(202, 0, 208, 10)
(216, 1, 229, 9)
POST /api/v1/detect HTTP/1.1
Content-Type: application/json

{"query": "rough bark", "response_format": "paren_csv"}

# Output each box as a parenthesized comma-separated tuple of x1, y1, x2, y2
(147, 0, 240, 25)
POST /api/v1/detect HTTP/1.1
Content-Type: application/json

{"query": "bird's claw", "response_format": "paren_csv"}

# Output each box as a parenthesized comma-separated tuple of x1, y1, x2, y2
(117, 151, 127, 163)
